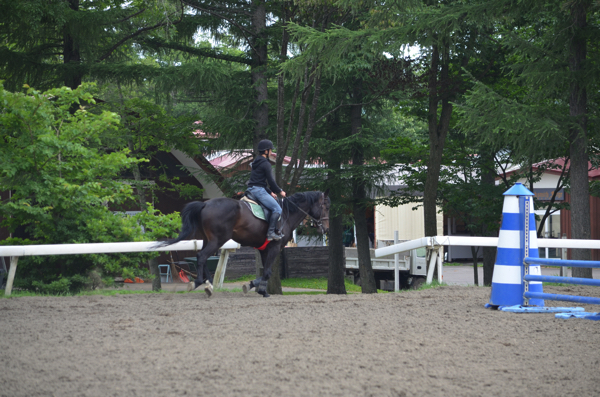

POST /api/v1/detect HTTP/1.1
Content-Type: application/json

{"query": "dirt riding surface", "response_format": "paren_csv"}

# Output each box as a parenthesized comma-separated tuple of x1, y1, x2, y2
(1, 285, 599, 397)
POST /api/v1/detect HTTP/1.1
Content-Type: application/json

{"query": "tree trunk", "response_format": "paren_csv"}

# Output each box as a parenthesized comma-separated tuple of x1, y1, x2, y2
(275, 6, 291, 186)
(63, 0, 82, 90)
(327, 161, 346, 294)
(149, 257, 161, 291)
(470, 246, 479, 286)
(424, 43, 452, 238)
(251, 0, 268, 154)
(424, 43, 452, 282)
(568, 1, 592, 278)
(283, 66, 312, 186)
(481, 150, 497, 286)
(350, 79, 376, 294)
(289, 74, 321, 191)
(127, 141, 147, 210)
(267, 252, 283, 295)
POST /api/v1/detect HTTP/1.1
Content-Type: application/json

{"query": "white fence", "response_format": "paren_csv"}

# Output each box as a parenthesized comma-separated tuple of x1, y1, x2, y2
(4, 236, 599, 296)
(374, 236, 600, 287)
(0, 239, 240, 296)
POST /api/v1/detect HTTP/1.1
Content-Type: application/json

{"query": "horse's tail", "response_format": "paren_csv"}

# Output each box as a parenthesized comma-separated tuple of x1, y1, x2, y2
(159, 201, 206, 247)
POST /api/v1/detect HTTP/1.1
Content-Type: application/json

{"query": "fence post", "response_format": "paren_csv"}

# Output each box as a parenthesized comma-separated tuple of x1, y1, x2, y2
(214, 249, 234, 288)
(437, 246, 443, 283)
(394, 231, 399, 291)
(4, 256, 19, 296)
(426, 246, 437, 284)
(561, 234, 568, 277)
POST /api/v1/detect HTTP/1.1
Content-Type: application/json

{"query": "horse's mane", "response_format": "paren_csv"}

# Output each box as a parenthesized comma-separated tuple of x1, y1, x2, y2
(282, 191, 322, 214)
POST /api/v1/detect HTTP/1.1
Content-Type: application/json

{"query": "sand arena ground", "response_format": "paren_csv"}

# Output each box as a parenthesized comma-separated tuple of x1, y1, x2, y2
(1, 285, 599, 397)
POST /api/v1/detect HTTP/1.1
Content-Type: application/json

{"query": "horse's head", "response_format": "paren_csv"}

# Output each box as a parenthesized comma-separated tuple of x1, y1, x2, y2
(310, 189, 330, 234)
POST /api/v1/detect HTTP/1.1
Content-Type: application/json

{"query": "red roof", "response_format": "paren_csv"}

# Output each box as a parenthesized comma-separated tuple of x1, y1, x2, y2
(533, 158, 600, 180)
(502, 158, 600, 180)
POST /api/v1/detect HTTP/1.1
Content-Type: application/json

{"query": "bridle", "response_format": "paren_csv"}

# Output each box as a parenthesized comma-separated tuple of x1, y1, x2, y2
(283, 192, 329, 234)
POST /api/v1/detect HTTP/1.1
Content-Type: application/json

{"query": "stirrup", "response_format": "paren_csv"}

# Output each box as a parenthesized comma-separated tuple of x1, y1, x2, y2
(267, 232, 282, 241)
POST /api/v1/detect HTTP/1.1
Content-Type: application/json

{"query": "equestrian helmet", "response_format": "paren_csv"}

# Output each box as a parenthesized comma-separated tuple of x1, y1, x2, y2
(258, 139, 274, 152)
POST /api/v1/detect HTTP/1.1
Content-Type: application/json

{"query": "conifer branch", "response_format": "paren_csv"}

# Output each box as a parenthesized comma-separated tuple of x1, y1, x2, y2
(142, 38, 252, 65)
(181, 0, 259, 56)
(115, 8, 147, 24)
(181, 0, 252, 18)
(96, 14, 183, 63)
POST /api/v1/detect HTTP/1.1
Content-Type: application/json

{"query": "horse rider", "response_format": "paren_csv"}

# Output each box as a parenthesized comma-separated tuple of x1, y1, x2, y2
(247, 139, 287, 241)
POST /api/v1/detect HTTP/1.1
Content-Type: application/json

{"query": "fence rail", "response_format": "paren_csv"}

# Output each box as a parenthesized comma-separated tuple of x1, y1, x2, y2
(0, 240, 239, 257)
(375, 235, 600, 289)
(375, 236, 600, 259)
(1, 239, 240, 296)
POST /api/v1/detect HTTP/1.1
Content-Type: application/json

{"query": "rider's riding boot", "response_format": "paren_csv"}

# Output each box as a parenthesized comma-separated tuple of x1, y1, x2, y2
(266, 213, 283, 241)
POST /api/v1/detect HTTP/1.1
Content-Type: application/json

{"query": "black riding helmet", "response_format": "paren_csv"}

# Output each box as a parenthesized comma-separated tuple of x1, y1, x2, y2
(258, 139, 274, 152)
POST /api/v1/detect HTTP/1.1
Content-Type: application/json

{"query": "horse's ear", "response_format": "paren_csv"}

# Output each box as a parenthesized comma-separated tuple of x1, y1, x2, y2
(323, 188, 330, 198)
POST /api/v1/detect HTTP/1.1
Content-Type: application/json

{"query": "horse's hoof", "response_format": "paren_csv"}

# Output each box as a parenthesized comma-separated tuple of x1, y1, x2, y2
(187, 282, 196, 292)
(199, 282, 213, 297)
(257, 290, 270, 298)
(242, 284, 249, 293)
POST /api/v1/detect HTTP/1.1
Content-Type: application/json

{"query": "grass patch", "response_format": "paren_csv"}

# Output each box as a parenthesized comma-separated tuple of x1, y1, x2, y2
(224, 274, 255, 283)
(543, 282, 568, 287)
(281, 277, 362, 292)
(1, 276, 448, 298)
(414, 279, 448, 290)
(444, 262, 484, 267)
(283, 291, 327, 295)
(0, 288, 167, 298)
(215, 287, 243, 293)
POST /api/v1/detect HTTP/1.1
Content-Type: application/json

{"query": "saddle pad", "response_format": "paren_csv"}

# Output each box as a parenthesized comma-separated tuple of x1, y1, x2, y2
(241, 196, 267, 221)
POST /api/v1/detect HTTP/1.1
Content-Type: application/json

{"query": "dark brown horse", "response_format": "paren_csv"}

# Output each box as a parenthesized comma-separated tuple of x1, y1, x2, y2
(161, 191, 330, 297)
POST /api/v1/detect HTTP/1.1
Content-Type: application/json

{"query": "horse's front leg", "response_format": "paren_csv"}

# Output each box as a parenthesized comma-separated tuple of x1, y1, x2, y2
(242, 277, 260, 294)
(255, 245, 280, 298)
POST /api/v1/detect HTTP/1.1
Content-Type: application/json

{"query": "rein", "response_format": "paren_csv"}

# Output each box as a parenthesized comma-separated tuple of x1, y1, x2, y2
(283, 192, 328, 233)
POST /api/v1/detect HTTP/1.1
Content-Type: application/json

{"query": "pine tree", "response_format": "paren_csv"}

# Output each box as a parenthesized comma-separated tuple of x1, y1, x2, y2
(0, 0, 185, 91)
(457, 0, 600, 277)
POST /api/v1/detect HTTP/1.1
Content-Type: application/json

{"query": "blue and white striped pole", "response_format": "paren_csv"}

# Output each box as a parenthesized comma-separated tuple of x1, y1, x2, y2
(521, 194, 544, 307)
(488, 183, 544, 307)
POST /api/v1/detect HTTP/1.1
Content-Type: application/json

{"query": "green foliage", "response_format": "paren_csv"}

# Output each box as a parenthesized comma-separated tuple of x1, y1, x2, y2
(280, 277, 362, 292)
(0, 83, 181, 293)
(0, 83, 137, 235)
(0, 0, 184, 90)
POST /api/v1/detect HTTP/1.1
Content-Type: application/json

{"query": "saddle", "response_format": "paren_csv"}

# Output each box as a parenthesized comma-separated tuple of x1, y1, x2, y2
(241, 191, 272, 222)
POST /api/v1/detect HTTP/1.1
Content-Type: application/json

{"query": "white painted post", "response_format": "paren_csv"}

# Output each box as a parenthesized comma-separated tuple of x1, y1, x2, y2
(437, 246, 443, 283)
(5, 257, 19, 296)
(447, 218, 452, 262)
(426, 248, 438, 284)
(561, 234, 568, 277)
(213, 249, 234, 289)
(394, 231, 399, 292)
(544, 222, 549, 258)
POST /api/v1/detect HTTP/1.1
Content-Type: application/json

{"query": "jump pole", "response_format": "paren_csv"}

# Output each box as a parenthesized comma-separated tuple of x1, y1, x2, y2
(486, 183, 582, 312)
(489, 184, 599, 317)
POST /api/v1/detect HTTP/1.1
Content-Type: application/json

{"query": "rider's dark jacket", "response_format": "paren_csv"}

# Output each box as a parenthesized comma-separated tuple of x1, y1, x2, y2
(247, 155, 282, 195)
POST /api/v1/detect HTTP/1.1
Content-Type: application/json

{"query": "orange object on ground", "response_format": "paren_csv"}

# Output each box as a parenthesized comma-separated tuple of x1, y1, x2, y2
(135, 277, 144, 283)
(124, 278, 134, 283)
(179, 270, 190, 283)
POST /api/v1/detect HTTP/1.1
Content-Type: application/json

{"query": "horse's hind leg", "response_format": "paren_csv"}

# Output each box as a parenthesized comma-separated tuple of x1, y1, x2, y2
(188, 241, 219, 296)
